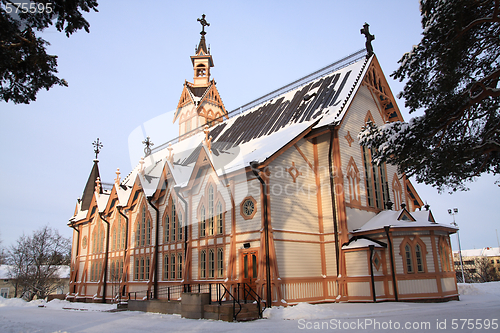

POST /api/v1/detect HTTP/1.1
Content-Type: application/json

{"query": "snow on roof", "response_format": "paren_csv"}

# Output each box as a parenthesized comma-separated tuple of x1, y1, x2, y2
(354, 209, 457, 233)
(96, 193, 110, 213)
(69, 207, 88, 224)
(342, 238, 385, 250)
(314, 57, 371, 128)
(140, 55, 369, 191)
(454, 247, 500, 257)
(79, 53, 372, 205)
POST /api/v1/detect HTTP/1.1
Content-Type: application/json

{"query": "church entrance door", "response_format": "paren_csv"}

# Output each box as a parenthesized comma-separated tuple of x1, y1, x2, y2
(240, 249, 258, 294)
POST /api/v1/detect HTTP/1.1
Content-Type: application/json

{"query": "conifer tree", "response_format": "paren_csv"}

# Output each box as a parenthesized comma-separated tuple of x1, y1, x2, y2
(359, 0, 500, 192)
(0, 0, 98, 104)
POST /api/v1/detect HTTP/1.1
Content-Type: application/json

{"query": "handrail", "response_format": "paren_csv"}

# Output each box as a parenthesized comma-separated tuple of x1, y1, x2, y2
(240, 282, 264, 318)
(216, 283, 242, 321)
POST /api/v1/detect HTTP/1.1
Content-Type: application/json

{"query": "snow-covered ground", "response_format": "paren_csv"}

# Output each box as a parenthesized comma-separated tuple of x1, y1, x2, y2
(1, 283, 499, 332)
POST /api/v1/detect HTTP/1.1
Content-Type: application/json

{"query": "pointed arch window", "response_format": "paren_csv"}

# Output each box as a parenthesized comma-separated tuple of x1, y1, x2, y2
(405, 243, 413, 273)
(172, 202, 176, 242)
(164, 214, 170, 243)
(392, 175, 403, 210)
(346, 157, 361, 205)
(200, 205, 206, 237)
(401, 237, 427, 274)
(361, 115, 389, 210)
(92, 219, 105, 254)
(439, 237, 452, 272)
(178, 211, 183, 241)
(208, 185, 214, 236)
(216, 202, 223, 234)
(163, 254, 169, 280)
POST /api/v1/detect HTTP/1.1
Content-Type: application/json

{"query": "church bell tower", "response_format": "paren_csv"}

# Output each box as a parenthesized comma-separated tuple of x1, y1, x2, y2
(174, 14, 227, 140)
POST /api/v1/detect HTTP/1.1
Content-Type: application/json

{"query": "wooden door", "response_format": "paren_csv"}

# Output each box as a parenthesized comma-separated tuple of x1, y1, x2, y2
(241, 249, 258, 291)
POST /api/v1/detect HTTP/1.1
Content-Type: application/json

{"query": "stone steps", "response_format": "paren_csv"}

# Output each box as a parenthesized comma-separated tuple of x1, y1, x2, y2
(204, 302, 261, 322)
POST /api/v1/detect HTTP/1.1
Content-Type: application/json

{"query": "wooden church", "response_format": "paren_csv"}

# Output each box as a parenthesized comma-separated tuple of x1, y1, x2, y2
(67, 17, 459, 308)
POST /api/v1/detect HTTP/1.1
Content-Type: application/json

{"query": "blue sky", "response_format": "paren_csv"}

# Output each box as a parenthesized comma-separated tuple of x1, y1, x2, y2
(1, 0, 498, 251)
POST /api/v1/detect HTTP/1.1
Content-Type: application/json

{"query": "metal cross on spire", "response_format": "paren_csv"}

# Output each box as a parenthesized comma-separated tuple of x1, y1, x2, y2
(197, 14, 210, 36)
(142, 136, 154, 156)
(360, 22, 375, 58)
(92, 138, 103, 159)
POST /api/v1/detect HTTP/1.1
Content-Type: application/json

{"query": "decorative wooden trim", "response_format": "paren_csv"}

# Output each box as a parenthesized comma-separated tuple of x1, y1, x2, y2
(399, 235, 428, 275)
(240, 196, 257, 220)
(344, 131, 354, 147)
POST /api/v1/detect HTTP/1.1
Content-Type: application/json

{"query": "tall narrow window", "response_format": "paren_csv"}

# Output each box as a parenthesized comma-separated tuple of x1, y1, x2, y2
(200, 205, 206, 237)
(208, 185, 214, 236)
(405, 244, 413, 273)
(208, 248, 215, 278)
(171, 253, 176, 280)
(216, 202, 223, 234)
(146, 218, 151, 246)
(110, 261, 115, 281)
(178, 211, 183, 241)
(362, 146, 374, 207)
(392, 175, 402, 210)
(415, 244, 424, 273)
(177, 253, 183, 279)
(164, 214, 170, 243)
(200, 249, 206, 278)
(347, 158, 360, 205)
(135, 258, 139, 280)
(136, 218, 141, 247)
(172, 202, 176, 242)
(164, 255, 169, 280)
(140, 258, 145, 280)
(217, 248, 224, 278)
(112, 227, 117, 251)
(141, 209, 146, 246)
(98, 261, 102, 281)
(439, 238, 451, 272)
(362, 145, 388, 209)
(145, 256, 150, 280)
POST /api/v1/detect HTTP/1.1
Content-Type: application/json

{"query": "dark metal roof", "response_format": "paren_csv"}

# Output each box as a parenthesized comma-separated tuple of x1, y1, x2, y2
(208, 69, 353, 151)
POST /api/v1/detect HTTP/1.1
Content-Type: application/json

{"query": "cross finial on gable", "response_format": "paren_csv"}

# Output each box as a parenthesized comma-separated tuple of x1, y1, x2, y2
(360, 22, 375, 58)
(167, 142, 174, 166)
(115, 168, 121, 186)
(142, 136, 154, 156)
(92, 138, 103, 160)
(139, 157, 145, 174)
(203, 125, 212, 153)
(197, 14, 210, 36)
(95, 177, 101, 195)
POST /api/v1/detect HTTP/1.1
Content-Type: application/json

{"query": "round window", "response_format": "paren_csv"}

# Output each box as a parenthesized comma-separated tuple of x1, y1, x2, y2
(242, 199, 255, 217)
(82, 236, 88, 249)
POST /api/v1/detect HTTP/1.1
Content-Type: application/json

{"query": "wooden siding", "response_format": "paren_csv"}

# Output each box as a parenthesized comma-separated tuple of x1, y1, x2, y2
(324, 242, 337, 277)
(347, 282, 371, 297)
(345, 251, 369, 276)
(280, 281, 324, 301)
(441, 277, 457, 292)
(269, 140, 319, 233)
(398, 279, 438, 294)
(275, 242, 322, 278)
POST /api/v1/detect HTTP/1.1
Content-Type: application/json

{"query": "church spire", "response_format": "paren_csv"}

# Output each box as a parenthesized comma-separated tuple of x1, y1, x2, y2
(191, 14, 213, 86)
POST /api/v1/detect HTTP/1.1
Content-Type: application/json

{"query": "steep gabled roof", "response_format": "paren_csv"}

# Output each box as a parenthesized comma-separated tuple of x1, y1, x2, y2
(353, 209, 457, 234)
(81, 160, 101, 211)
(122, 52, 402, 197)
